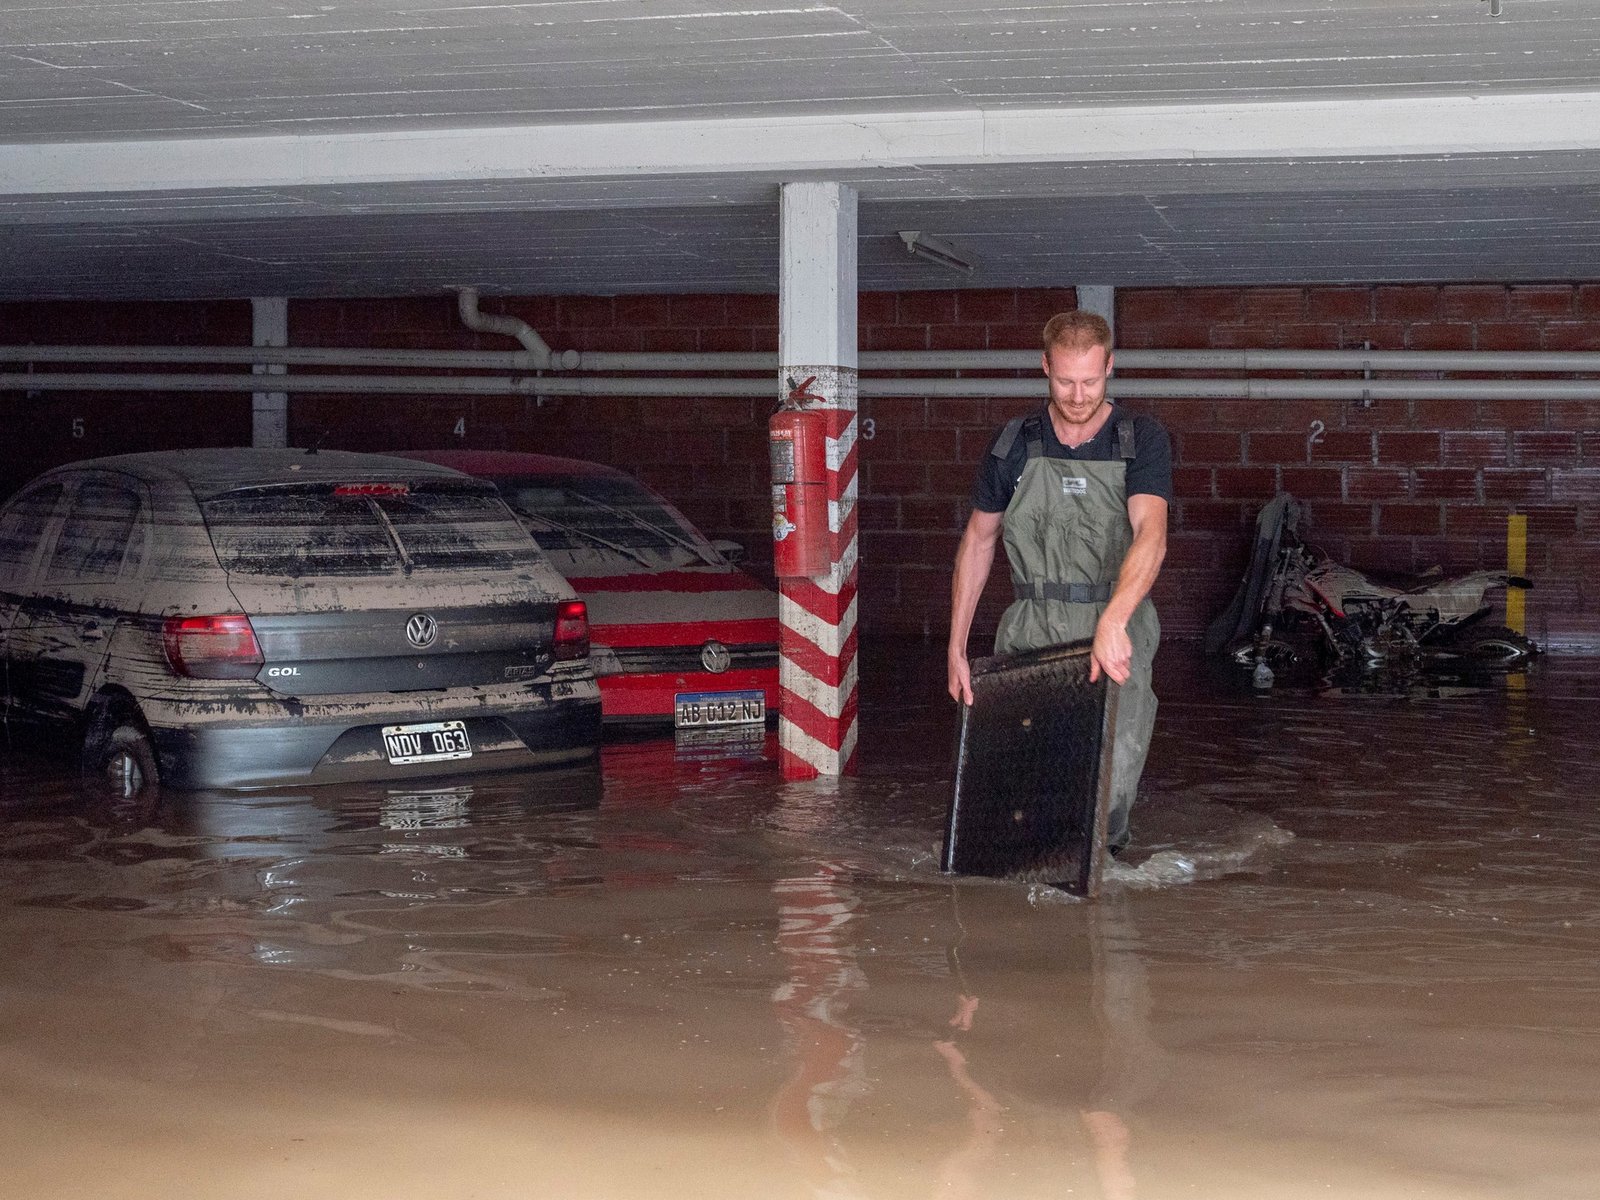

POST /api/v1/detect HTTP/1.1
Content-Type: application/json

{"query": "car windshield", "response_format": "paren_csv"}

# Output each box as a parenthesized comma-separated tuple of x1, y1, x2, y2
(202, 482, 542, 577)
(491, 474, 715, 561)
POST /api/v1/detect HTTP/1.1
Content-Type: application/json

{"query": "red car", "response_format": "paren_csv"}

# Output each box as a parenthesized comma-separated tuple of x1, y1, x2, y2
(398, 451, 778, 728)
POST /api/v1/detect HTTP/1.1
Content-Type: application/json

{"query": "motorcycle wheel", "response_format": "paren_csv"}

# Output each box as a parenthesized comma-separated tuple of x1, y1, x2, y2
(1433, 624, 1538, 665)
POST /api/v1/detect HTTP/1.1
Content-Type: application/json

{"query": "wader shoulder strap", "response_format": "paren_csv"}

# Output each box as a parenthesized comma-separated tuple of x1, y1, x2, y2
(1117, 419, 1136, 461)
(991, 413, 1047, 461)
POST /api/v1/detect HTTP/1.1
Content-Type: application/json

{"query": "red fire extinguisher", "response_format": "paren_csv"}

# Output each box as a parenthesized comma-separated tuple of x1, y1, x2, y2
(770, 401, 829, 578)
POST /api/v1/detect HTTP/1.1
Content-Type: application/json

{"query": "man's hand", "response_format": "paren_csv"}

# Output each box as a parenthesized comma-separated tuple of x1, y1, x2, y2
(948, 647, 975, 705)
(1088, 493, 1166, 686)
(1091, 614, 1133, 685)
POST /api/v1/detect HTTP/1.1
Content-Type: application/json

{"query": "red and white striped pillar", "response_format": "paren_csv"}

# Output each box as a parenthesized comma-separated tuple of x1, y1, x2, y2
(777, 182, 858, 780)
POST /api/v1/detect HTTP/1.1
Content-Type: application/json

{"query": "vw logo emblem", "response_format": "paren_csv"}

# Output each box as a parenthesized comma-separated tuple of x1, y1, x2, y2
(406, 613, 438, 649)
(700, 640, 731, 673)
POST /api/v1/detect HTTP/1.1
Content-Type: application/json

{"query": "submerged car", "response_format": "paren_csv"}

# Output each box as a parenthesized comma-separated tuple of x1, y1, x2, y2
(398, 451, 779, 728)
(0, 449, 601, 791)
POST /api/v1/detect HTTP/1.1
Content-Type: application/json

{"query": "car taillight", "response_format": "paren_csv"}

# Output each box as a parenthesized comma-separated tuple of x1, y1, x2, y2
(162, 614, 265, 680)
(553, 599, 589, 662)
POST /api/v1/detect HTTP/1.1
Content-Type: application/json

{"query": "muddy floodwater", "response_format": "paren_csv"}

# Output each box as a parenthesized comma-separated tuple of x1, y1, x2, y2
(2, 649, 1598, 1200)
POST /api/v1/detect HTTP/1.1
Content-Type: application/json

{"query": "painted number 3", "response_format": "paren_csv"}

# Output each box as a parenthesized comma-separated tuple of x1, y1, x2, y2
(861, 418, 876, 441)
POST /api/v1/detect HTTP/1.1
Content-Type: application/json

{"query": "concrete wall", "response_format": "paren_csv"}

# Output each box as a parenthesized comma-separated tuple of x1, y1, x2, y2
(4, 284, 1597, 651)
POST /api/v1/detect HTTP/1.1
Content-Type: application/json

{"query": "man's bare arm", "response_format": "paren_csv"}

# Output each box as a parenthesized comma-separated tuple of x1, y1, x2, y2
(1091, 494, 1169, 684)
(948, 509, 1004, 704)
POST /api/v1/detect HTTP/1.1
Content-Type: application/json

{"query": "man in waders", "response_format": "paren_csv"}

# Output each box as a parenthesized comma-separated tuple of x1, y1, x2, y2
(947, 311, 1171, 855)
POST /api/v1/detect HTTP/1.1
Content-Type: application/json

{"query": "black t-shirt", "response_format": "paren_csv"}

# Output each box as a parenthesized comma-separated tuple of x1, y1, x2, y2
(971, 405, 1173, 513)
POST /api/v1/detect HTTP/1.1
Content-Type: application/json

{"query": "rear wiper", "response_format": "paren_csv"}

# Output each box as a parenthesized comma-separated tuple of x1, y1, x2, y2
(559, 491, 720, 565)
(506, 504, 654, 569)
(365, 498, 414, 575)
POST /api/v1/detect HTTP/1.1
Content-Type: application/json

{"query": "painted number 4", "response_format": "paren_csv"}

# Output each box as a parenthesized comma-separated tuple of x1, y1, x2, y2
(453, 417, 466, 439)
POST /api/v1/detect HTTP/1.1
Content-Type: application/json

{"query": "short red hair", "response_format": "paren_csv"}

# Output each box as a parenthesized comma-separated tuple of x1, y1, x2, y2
(1042, 311, 1112, 358)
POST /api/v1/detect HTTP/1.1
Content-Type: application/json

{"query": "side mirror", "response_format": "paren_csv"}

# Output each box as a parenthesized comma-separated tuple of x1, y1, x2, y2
(712, 539, 746, 565)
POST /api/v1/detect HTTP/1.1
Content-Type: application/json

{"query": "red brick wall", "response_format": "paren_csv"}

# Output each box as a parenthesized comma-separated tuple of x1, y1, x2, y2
(0, 301, 252, 496)
(3, 285, 1597, 652)
(1117, 285, 1600, 653)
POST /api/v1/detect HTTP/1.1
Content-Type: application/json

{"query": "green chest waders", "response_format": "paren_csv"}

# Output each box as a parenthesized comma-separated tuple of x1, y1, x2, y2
(992, 417, 1160, 850)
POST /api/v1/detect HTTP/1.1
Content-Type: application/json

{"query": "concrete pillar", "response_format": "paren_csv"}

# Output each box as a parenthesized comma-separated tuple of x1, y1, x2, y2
(776, 181, 859, 779)
(1077, 288, 1119, 441)
(1075, 286, 1115, 342)
(251, 297, 288, 448)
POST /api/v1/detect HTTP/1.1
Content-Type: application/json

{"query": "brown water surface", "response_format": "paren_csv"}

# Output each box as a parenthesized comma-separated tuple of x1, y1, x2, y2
(2, 650, 1597, 1199)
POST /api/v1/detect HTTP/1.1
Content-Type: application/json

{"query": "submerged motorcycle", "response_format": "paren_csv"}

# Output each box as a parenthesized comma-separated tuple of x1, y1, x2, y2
(1205, 495, 1537, 684)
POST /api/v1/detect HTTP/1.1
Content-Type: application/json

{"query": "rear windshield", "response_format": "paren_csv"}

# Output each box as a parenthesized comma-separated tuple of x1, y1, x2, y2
(491, 474, 704, 553)
(202, 482, 542, 578)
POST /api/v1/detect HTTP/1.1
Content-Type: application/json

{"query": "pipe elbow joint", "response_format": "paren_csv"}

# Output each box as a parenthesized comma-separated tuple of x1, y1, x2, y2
(454, 287, 552, 370)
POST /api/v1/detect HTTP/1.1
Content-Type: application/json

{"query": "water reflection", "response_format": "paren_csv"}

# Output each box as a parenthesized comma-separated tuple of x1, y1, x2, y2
(764, 867, 1171, 1200)
(5, 650, 1600, 1199)
(1208, 651, 1536, 701)
(770, 862, 869, 1199)
(933, 910, 1004, 1200)
(1080, 897, 1163, 1200)
(0, 761, 608, 991)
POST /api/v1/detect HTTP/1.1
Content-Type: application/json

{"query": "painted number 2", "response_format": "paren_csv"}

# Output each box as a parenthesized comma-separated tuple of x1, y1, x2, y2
(1306, 419, 1326, 452)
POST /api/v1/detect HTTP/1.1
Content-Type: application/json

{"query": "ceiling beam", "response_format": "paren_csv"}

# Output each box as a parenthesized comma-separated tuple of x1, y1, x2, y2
(7, 92, 1600, 198)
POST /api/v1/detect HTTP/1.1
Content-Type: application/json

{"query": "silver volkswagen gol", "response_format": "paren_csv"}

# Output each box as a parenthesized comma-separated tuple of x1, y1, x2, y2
(0, 449, 601, 791)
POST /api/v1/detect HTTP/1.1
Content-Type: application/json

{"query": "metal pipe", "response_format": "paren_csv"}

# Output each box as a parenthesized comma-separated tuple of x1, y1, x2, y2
(861, 349, 1600, 372)
(1120, 349, 1600, 373)
(556, 351, 776, 372)
(453, 287, 553, 369)
(0, 372, 772, 397)
(8, 344, 1600, 375)
(865, 377, 1600, 399)
(6, 371, 1600, 400)
(0, 344, 545, 370)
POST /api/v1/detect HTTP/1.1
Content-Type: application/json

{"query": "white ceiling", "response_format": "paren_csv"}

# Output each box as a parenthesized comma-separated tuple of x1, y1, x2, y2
(4, 0, 1600, 300)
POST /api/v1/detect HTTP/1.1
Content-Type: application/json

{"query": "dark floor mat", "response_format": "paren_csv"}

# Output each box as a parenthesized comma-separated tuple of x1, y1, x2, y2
(942, 641, 1118, 897)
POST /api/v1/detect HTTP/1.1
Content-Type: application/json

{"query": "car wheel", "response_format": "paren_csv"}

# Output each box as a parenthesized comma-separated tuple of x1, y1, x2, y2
(82, 699, 160, 798)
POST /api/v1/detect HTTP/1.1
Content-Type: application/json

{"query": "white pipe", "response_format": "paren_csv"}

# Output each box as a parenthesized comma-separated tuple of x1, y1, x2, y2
(1120, 349, 1600, 373)
(884, 379, 1600, 399)
(860, 349, 1600, 372)
(563, 348, 1600, 373)
(6, 372, 1600, 400)
(0, 372, 768, 397)
(868, 377, 1600, 399)
(10, 343, 1600, 376)
(0, 344, 545, 370)
(453, 287, 553, 369)
(558, 351, 776, 372)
